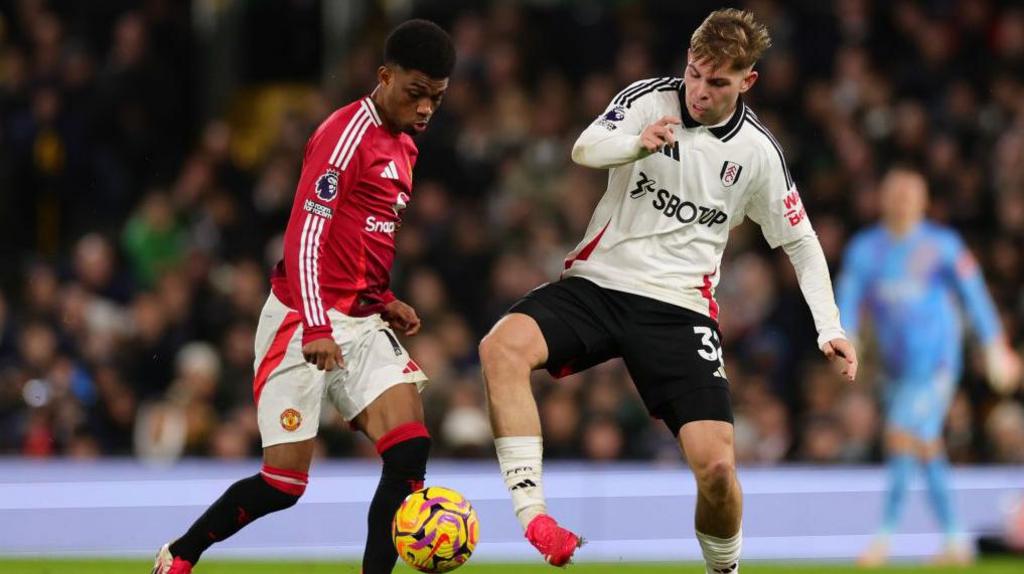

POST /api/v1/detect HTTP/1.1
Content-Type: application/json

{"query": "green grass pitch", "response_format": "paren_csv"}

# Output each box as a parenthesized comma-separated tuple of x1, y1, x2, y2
(1, 559, 1023, 574)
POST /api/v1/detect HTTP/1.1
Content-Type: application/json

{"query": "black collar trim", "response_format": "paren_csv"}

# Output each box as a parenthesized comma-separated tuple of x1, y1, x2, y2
(678, 86, 746, 141)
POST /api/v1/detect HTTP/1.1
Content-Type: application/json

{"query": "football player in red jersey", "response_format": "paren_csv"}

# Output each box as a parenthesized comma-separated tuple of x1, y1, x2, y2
(153, 20, 454, 574)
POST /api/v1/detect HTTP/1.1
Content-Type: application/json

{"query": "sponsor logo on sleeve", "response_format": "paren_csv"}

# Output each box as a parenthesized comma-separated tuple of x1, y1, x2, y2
(782, 188, 806, 227)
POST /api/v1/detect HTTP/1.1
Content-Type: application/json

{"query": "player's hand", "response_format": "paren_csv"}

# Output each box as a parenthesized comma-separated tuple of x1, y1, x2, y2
(302, 337, 344, 371)
(822, 338, 858, 382)
(985, 340, 1022, 395)
(639, 116, 681, 153)
(383, 299, 421, 336)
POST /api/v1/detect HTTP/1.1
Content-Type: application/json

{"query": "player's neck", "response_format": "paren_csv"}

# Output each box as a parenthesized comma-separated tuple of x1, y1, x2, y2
(369, 87, 401, 135)
(885, 219, 921, 237)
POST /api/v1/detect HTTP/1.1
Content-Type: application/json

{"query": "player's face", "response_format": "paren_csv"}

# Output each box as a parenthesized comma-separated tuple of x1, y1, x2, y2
(880, 170, 928, 228)
(377, 65, 448, 136)
(683, 52, 757, 125)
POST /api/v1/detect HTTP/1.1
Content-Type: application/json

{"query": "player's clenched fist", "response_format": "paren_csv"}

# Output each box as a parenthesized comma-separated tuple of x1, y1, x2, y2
(303, 337, 344, 371)
(640, 116, 681, 152)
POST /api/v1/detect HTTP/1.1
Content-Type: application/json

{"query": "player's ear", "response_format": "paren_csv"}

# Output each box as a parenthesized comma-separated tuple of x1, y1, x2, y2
(378, 65, 393, 87)
(738, 69, 758, 93)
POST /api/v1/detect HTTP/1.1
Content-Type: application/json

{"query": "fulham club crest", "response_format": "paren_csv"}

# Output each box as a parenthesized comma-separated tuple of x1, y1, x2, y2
(720, 161, 743, 187)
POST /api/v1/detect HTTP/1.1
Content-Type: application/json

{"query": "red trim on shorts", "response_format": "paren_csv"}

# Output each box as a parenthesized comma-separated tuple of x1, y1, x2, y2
(260, 464, 308, 496)
(375, 421, 430, 455)
(563, 220, 611, 271)
(554, 364, 577, 378)
(700, 270, 719, 321)
(253, 311, 302, 404)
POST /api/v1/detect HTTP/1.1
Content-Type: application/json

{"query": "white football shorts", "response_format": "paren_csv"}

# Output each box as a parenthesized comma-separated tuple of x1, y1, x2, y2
(252, 292, 428, 447)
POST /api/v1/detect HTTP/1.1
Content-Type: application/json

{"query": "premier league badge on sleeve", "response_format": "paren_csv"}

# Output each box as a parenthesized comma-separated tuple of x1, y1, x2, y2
(315, 169, 340, 201)
(595, 105, 627, 130)
(720, 161, 743, 188)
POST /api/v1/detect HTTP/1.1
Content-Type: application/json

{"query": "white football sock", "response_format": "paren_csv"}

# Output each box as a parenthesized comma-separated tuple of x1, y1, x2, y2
(495, 436, 546, 530)
(697, 528, 742, 574)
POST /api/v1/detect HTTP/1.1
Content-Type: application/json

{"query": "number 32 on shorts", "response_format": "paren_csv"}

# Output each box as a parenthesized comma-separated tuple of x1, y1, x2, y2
(694, 326, 727, 379)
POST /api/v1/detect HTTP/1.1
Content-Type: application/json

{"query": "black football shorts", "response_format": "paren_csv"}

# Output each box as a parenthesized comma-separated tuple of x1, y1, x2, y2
(507, 277, 733, 435)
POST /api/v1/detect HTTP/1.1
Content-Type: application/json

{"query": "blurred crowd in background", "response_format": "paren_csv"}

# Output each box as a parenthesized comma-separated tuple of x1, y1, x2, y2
(1, 0, 1023, 465)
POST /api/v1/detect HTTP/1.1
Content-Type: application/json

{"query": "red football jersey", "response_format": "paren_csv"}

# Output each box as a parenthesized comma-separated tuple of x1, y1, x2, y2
(271, 96, 418, 345)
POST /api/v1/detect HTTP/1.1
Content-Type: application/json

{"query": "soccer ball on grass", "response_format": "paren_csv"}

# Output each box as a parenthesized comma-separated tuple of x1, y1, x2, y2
(392, 486, 479, 572)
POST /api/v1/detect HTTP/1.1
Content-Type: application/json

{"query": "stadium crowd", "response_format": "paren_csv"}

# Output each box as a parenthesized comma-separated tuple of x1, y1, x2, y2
(1, 0, 1023, 465)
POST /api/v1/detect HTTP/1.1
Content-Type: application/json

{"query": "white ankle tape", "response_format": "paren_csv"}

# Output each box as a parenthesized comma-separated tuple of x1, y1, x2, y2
(495, 436, 546, 530)
(697, 528, 742, 574)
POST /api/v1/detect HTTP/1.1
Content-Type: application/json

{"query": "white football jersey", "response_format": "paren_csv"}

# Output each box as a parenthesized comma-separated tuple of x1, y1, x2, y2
(565, 77, 815, 321)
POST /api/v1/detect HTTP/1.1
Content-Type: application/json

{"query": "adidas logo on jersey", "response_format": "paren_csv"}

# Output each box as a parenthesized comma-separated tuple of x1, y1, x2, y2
(380, 160, 400, 180)
(660, 141, 680, 161)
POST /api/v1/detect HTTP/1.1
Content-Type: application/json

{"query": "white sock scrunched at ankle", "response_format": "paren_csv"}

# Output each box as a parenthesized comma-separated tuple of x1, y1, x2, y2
(697, 528, 742, 574)
(495, 436, 546, 530)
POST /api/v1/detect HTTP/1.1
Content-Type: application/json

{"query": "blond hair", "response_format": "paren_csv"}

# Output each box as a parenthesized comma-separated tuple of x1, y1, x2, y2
(689, 8, 772, 71)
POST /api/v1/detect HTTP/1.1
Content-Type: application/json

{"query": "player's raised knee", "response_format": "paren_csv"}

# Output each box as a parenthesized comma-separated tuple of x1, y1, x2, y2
(478, 331, 516, 371)
(479, 316, 545, 374)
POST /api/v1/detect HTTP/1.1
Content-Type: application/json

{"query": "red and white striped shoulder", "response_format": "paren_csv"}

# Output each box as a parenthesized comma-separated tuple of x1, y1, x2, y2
(325, 97, 383, 171)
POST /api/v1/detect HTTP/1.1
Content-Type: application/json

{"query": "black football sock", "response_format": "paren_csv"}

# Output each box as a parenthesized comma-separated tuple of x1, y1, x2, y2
(169, 465, 307, 564)
(362, 422, 431, 574)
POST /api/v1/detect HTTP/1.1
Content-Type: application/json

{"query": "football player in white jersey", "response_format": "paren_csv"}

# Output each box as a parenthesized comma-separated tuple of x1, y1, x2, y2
(479, 8, 858, 571)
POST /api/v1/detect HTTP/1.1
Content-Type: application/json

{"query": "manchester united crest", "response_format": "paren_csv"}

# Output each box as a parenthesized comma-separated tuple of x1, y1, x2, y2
(280, 408, 302, 432)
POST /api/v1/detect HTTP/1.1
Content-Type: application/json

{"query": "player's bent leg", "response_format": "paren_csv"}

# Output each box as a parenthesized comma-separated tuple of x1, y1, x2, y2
(155, 440, 313, 574)
(679, 419, 742, 574)
(352, 383, 431, 574)
(480, 313, 581, 566)
(479, 312, 548, 437)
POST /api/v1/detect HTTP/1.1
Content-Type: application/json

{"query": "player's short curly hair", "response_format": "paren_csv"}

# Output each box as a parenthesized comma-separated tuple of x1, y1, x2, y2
(384, 19, 456, 79)
(689, 8, 772, 71)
